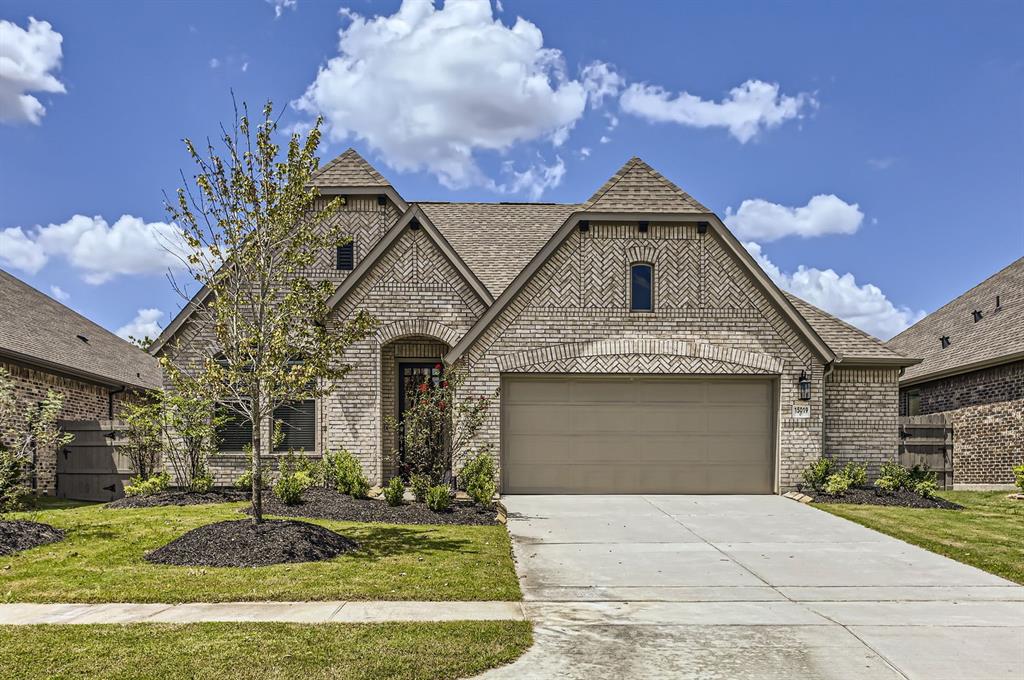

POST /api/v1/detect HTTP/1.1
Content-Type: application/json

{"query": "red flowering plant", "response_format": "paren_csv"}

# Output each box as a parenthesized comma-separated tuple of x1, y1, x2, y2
(385, 361, 495, 486)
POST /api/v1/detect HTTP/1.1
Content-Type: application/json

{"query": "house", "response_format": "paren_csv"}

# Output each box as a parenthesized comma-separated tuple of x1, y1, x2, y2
(0, 268, 162, 494)
(887, 257, 1023, 486)
(151, 151, 918, 493)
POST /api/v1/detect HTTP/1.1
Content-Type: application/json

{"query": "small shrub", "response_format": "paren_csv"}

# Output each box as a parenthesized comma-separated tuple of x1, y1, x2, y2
(801, 458, 833, 491)
(841, 462, 868, 488)
(0, 449, 31, 512)
(124, 472, 169, 497)
(426, 484, 452, 512)
(383, 477, 405, 507)
(409, 473, 431, 503)
(914, 478, 939, 500)
(460, 452, 497, 506)
(874, 475, 900, 495)
(274, 474, 304, 505)
(908, 463, 935, 487)
(190, 473, 214, 494)
(876, 460, 911, 493)
(824, 473, 852, 496)
(332, 449, 369, 498)
(1014, 462, 1024, 493)
(234, 468, 268, 492)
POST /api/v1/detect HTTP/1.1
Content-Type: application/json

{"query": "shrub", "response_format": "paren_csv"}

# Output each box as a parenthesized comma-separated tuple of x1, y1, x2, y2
(234, 468, 268, 492)
(190, 472, 214, 494)
(409, 473, 431, 503)
(124, 472, 169, 497)
(874, 475, 900, 495)
(383, 477, 405, 506)
(1014, 463, 1024, 493)
(841, 462, 868, 488)
(801, 458, 833, 491)
(914, 478, 939, 500)
(0, 449, 31, 512)
(875, 460, 911, 494)
(274, 474, 304, 505)
(824, 473, 851, 496)
(332, 449, 369, 498)
(908, 463, 935, 487)
(426, 484, 452, 512)
(460, 452, 497, 506)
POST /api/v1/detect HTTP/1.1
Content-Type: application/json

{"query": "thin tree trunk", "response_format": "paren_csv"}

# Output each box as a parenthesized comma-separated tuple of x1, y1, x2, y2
(251, 408, 263, 524)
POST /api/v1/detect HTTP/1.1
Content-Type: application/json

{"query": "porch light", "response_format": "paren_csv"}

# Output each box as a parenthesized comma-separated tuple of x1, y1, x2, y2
(798, 370, 811, 401)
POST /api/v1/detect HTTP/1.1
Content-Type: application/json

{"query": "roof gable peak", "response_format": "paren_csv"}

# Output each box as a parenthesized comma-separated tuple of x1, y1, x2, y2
(583, 156, 710, 214)
(310, 147, 390, 188)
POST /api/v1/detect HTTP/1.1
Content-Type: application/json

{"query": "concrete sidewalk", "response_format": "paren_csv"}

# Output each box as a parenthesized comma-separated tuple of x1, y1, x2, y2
(0, 601, 526, 625)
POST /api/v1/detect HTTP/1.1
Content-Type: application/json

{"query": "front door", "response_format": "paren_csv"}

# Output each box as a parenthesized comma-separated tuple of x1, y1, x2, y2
(396, 362, 442, 474)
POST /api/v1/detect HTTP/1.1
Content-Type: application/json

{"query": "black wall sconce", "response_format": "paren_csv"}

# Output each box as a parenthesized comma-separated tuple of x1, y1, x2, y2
(798, 370, 811, 401)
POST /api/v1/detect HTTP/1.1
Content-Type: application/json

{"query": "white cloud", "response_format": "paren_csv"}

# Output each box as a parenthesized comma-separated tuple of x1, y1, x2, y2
(620, 79, 816, 143)
(495, 156, 565, 200)
(578, 147, 591, 159)
(0, 17, 65, 125)
(208, 57, 220, 69)
(267, 0, 297, 18)
(581, 61, 623, 107)
(49, 284, 69, 302)
(115, 308, 164, 341)
(725, 194, 864, 242)
(294, 0, 586, 192)
(0, 214, 189, 284)
(744, 242, 925, 340)
(599, 135, 611, 144)
(241, 61, 249, 72)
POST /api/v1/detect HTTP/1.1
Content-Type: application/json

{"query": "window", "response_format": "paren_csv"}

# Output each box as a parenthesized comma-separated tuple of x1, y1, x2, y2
(274, 400, 316, 451)
(216, 410, 252, 451)
(336, 241, 355, 270)
(907, 390, 921, 417)
(630, 263, 653, 312)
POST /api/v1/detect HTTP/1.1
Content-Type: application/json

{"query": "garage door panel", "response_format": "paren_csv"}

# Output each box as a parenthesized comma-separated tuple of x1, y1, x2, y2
(707, 380, 771, 403)
(569, 404, 637, 433)
(505, 379, 570, 403)
(504, 404, 571, 434)
(634, 407, 706, 434)
(637, 380, 706, 403)
(706, 406, 771, 433)
(570, 379, 634, 402)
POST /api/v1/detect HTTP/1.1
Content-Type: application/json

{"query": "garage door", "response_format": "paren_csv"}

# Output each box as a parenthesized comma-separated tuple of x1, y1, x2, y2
(502, 376, 774, 494)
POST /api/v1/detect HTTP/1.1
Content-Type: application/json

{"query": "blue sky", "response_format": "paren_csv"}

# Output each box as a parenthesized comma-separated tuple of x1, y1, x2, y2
(1, 0, 1021, 342)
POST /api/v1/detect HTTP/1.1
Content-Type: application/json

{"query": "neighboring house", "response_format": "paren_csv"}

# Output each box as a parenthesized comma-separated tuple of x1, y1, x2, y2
(151, 151, 918, 493)
(887, 257, 1023, 486)
(0, 268, 162, 494)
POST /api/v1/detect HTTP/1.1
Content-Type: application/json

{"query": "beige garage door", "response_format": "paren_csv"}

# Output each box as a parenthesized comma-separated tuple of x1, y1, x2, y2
(502, 376, 775, 494)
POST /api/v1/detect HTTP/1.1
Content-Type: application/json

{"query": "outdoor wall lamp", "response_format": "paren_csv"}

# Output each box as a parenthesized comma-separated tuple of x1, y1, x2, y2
(798, 370, 811, 401)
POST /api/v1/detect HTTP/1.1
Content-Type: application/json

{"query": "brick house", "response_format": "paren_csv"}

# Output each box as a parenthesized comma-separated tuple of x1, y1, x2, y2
(887, 257, 1023, 486)
(0, 268, 162, 494)
(152, 151, 918, 493)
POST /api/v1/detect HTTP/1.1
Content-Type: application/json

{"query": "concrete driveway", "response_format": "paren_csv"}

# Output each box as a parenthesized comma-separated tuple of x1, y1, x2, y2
(483, 495, 1024, 680)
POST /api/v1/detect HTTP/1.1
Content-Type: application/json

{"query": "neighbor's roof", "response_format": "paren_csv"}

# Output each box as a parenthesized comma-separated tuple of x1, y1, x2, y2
(886, 256, 1024, 384)
(582, 157, 710, 213)
(418, 202, 580, 297)
(309, 148, 390, 188)
(0, 269, 162, 390)
(785, 294, 916, 365)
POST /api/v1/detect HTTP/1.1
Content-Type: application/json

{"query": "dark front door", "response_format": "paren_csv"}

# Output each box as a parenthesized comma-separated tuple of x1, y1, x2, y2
(396, 362, 443, 474)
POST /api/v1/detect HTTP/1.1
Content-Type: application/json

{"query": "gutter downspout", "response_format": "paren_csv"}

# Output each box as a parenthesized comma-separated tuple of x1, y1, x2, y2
(108, 385, 126, 419)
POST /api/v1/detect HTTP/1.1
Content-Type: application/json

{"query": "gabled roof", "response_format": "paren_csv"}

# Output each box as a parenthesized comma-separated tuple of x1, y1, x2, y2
(0, 269, 161, 390)
(419, 202, 579, 296)
(310, 148, 390, 188)
(582, 157, 710, 213)
(886, 256, 1024, 384)
(786, 293, 917, 366)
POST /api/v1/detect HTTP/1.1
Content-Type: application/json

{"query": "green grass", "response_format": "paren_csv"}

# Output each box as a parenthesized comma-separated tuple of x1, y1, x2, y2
(0, 500, 520, 603)
(0, 621, 532, 680)
(817, 490, 1024, 584)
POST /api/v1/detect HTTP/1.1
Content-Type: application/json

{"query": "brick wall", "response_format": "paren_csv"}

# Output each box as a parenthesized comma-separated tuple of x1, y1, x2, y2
(824, 366, 901, 476)
(899, 359, 1024, 415)
(0, 358, 137, 494)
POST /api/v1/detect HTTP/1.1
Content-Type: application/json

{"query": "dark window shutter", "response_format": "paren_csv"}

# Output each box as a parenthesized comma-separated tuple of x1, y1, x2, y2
(336, 241, 355, 270)
(216, 410, 253, 451)
(274, 400, 316, 451)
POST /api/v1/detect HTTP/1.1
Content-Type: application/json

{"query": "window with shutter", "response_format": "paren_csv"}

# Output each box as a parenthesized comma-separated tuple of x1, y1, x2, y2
(216, 410, 253, 451)
(336, 241, 355, 270)
(273, 400, 316, 451)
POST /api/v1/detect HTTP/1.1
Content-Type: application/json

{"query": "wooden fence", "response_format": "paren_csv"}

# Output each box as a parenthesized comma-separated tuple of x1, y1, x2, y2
(898, 414, 954, 489)
(56, 420, 133, 502)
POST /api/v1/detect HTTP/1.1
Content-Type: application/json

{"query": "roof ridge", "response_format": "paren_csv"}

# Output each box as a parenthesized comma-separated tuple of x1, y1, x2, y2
(582, 157, 641, 209)
(310, 147, 390, 187)
(632, 158, 710, 212)
(785, 291, 900, 351)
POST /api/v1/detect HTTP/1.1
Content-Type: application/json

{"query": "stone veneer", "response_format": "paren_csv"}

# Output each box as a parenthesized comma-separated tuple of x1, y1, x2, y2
(824, 366, 901, 476)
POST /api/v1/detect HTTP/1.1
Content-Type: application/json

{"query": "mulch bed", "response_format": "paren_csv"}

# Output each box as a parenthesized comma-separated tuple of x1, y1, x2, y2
(106, 490, 249, 509)
(144, 519, 357, 567)
(0, 521, 66, 556)
(254, 487, 499, 526)
(809, 486, 962, 509)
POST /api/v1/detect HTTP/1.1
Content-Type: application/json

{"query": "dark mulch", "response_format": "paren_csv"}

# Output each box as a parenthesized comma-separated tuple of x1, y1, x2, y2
(145, 519, 357, 567)
(810, 486, 962, 509)
(255, 487, 499, 526)
(106, 490, 249, 509)
(0, 521, 66, 556)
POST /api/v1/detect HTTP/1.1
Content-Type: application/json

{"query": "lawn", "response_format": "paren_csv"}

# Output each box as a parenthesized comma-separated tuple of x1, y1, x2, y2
(0, 621, 532, 679)
(817, 490, 1024, 584)
(0, 500, 520, 603)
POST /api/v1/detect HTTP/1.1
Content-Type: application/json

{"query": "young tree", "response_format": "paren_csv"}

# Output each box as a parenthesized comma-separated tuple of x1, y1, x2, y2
(119, 397, 164, 480)
(161, 372, 223, 492)
(163, 100, 374, 522)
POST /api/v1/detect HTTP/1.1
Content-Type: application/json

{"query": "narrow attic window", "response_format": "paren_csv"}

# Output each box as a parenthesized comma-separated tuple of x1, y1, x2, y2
(630, 263, 653, 312)
(972, 310, 983, 322)
(336, 241, 355, 270)
(940, 336, 951, 349)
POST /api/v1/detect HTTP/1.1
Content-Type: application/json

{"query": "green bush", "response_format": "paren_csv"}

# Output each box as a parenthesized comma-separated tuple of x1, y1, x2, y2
(824, 473, 851, 496)
(460, 452, 497, 506)
(383, 477, 405, 507)
(190, 473, 214, 494)
(875, 460, 911, 494)
(914, 478, 939, 500)
(841, 462, 868, 487)
(801, 458, 833, 491)
(1014, 463, 1024, 493)
(0, 449, 31, 512)
(874, 475, 900, 495)
(332, 449, 369, 498)
(274, 474, 304, 505)
(124, 472, 169, 497)
(409, 473, 431, 503)
(233, 468, 268, 492)
(908, 463, 935, 486)
(425, 484, 452, 512)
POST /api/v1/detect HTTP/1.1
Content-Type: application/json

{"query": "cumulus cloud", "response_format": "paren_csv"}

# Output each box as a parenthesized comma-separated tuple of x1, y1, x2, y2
(0, 214, 189, 284)
(725, 194, 864, 242)
(581, 61, 623, 107)
(267, 0, 297, 18)
(620, 79, 815, 143)
(0, 17, 65, 125)
(294, 0, 586, 192)
(115, 308, 164, 342)
(49, 285, 69, 302)
(744, 242, 925, 340)
(495, 156, 565, 200)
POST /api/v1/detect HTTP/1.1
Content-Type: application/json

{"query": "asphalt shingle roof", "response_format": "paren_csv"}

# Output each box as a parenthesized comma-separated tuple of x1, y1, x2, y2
(418, 202, 579, 297)
(583, 157, 710, 213)
(310, 148, 390, 188)
(785, 293, 914, 364)
(0, 269, 161, 389)
(886, 256, 1024, 383)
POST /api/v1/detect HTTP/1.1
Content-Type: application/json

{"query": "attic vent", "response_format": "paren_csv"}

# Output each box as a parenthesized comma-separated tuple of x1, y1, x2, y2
(377, 195, 387, 206)
(996, 295, 1001, 308)
(638, 221, 649, 233)
(972, 310, 983, 322)
(940, 335, 951, 349)
(336, 241, 355, 271)
(76, 334, 89, 343)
